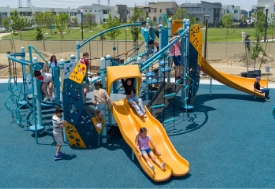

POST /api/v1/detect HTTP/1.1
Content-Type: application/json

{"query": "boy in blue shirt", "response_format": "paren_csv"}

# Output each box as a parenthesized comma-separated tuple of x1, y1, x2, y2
(141, 21, 159, 52)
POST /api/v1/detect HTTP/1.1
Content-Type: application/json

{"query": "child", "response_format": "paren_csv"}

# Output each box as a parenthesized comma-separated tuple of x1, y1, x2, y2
(141, 21, 159, 53)
(49, 55, 58, 77)
(254, 76, 270, 101)
(33, 60, 54, 101)
(169, 33, 183, 80)
(121, 78, 147, 118)
(80, 52, 90, 96)
(92, 81, 113, 129)
(52, 107, 67, 161)
(135, 127, 166, 171)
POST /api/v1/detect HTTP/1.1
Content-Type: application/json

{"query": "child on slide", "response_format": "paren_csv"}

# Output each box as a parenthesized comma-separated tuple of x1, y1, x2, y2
(135, 127, 166, 172)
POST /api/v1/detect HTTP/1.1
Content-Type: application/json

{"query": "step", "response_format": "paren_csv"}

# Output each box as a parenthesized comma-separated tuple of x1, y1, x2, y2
(147, 79, 158, 84)
(146, 72, 156, 77)
(163, 118, 175, 124)
(164, 93, 176, 98)
(160, 67, 171, 73)
(151, 104, 165, 109)
(159, 60, 167, 66)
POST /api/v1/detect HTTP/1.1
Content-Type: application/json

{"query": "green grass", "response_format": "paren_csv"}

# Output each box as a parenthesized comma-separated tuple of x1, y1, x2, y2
(3, 26, 275, 42)
(2, 26, 143, 41)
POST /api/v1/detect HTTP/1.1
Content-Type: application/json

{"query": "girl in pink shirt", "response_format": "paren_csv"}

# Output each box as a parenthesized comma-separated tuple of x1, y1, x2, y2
(170, 33, 183, 80)
(135, 127, 166, 172)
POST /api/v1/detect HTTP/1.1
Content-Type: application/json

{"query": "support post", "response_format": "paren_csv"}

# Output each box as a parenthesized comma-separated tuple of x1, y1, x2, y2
(76, 42, 81, 62)
(167, 18, 172, 83)
(59, 59, 67, 142)
(20, 47, 28, 101)
(181, 19, 187, 103)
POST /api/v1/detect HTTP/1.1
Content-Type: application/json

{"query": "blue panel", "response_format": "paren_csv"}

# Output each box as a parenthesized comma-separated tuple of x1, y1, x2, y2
(63, 79, 98, 147)
(161, 28, 168, 48)
(149, 27, 156, 40)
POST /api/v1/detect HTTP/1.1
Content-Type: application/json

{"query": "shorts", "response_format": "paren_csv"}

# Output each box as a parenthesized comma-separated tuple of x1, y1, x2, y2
(173, 55, 183, 66)
(141, 148, 152, 154)
(53, 130, 64, 146)
(82, 81, 88, 88)
(148, 39, 154, 45)
(95, 103, 105, 111)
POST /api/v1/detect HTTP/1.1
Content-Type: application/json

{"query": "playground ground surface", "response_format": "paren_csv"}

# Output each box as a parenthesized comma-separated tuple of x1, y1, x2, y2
(1, 80, 275, 188)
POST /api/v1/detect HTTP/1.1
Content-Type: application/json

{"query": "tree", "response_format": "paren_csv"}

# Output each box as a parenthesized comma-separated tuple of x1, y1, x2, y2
(222, 13, 234, 57)
(2, 17, 10, 32)
(44, 12, 56, 34)
(173, 8, 196, 24)
(10, 10, 27, 39)
(55, 13, 69, 40)
(129, 6, 145, 43)
(34, 12, 44, 28)
(268, 13, 275, 41)
(103, 14, 121, 40)
(72, 17, 77, 26)
(85, 13, 94, 30)
(35, 27, 43, 40)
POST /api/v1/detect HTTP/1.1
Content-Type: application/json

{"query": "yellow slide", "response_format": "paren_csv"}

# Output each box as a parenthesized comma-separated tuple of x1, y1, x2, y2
(112, 99, 189, 182)
(200, 57, 268, 98)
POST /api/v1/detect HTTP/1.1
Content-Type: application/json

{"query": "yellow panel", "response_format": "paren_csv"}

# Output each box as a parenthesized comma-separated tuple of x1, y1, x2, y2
(64, 122, 86, 148)
(69, 62, 86, 84)
(189, 24, 202, 56)
(172, 20, 183, 34)
(91, 116, 104, 134)
(106, 65, 142, 96)
(112, 99, 189, 182)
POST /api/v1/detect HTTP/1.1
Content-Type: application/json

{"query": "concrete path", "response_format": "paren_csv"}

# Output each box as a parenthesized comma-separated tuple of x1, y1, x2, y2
(0, 32, 10, 39)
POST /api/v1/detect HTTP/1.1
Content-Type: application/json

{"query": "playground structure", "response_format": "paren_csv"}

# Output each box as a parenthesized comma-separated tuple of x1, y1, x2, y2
(5, 15, 269, 182)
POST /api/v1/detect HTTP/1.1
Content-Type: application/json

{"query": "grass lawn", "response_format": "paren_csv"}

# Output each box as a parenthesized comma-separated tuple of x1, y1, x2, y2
(3, 26, 275, 43)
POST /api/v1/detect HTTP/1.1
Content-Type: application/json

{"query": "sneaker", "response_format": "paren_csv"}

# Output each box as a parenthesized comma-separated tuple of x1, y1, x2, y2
(96, 122, 102, 129)
(50, 97, 54, 102)
(265, 98, 270, 102)
(43, 96, 50, 101)
(161, 162, 166, 171)
(99, 110, 104, 116)
(58, 152, 65, 156)
(54, 155, 62, 161)
(150, 165, 155, 172)
(143, 114, 147, 118)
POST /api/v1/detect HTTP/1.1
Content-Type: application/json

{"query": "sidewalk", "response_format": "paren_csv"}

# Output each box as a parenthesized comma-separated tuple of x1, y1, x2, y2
(0, 32, 10, 39)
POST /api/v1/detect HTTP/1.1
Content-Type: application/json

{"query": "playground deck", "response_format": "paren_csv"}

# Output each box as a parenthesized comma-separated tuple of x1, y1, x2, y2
(1, 82, 275, 188)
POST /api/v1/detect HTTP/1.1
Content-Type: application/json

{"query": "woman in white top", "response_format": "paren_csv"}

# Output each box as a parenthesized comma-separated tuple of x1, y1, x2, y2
(33, 61, 54, 101)
(49, 55, 58, 78)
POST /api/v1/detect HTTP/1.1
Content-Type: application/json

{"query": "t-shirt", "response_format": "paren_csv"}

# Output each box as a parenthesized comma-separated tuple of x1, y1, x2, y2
(93, 88, 112, 105)
(254, 81, 260, 90)
(52, 115, 63, 132)
(138, 135, 151, 150)
(170, 41, 181, 56)
(37, 70, 52, 83)
(80, 58, 89, 67)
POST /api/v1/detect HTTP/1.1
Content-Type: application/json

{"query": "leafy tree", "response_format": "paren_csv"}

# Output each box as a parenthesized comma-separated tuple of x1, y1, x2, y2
(55, 13, 69, 40)
(103, 14, 121, 40)
(268, 13, 275, 41)
(44, 12, 56, 34)
(2, 17, 10, 32)
(72, 17, 77, 26)
(35, 27, 43, 40)
(129, 6, 145, 43)
(222, 13, 234, 57)
(85, 13, 94, 30)
(34, 12, 44, 28)
(251, 10, 266, 70)
(173, 8, 196, 24)
(10, 10, 27, 39)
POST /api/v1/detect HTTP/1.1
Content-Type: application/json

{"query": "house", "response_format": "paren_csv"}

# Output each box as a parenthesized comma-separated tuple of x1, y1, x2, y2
(222, 5, 241, 21)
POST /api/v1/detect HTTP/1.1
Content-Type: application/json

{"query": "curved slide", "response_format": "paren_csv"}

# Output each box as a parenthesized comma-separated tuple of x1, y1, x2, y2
(200, 56, 268, 98)
(112, 99, 189, 182)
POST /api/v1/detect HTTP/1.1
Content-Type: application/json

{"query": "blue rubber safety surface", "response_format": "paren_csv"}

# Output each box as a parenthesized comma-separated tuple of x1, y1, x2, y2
(1, 83, 275, 188)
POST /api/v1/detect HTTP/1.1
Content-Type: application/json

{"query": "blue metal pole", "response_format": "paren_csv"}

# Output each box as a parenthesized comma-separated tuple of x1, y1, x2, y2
(145, 17, 150, 100)
(59, 59, 67, 143)
(53, 66, 60, 104)
(20, 47, 28, 101)
(183, 19, 190, 109)
(181, 19, 187, 103)
(158, 24, 163, 81)
(167, 18, 172, 83)
(76, 42, 81, 62)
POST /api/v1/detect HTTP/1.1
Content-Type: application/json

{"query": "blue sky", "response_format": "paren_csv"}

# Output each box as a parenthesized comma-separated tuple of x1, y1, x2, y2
(0, 0, 259, 11)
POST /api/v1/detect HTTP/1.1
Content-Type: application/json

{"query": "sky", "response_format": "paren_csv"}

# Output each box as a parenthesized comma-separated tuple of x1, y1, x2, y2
(0, 0, 259, 11)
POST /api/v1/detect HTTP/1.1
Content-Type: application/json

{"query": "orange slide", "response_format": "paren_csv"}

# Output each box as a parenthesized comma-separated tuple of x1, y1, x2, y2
(112, 99, 189, 182)
(200, 56, 268, 98)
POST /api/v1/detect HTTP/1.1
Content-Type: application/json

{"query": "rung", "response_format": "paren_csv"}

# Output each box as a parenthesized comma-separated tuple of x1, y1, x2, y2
(163, 118, 175, 124)
(164, 93, 176, 98)
(151, 104, 165, 109)
(159, 60, 167, 66)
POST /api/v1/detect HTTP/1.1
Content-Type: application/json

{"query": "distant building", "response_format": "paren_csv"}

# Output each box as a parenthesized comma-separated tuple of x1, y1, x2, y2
(180, 1, 222, 27)
(222, 5, 241, 21)
(256, 0, 274, 18)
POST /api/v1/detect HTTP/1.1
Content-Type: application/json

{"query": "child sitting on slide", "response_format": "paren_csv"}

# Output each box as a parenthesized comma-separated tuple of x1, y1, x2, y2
(92, 81, 113, 129)
(135, 127, 166, 172)
(33, 60, 54, 101)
